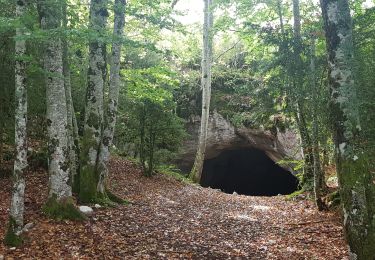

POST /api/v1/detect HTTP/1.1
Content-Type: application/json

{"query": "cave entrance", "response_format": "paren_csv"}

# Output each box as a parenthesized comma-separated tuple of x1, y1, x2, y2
(201, 148, 299, 196)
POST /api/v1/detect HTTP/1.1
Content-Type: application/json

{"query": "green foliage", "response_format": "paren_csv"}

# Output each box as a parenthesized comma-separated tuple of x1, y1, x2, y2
(114, 59, 186, 176)
(28, 148, 48, 170)
(277, 158, 305, 185)
(157, 164, 192, 184)
(325, 190, 340, 208)
(285, 189, 305, 200)
(4, 217, 23, 247)
(116, 97, 186, 176)
(42, 194, 86, 221)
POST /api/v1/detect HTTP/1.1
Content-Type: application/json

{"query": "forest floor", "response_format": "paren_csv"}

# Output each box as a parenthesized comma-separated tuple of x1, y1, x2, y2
(1, 157, 349, 259)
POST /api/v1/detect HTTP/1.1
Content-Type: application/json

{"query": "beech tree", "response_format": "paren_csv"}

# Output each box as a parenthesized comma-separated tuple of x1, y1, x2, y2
(320, 0, 375, 258)
(38, 0, 80, 217)
(4, 0, 27, 246)
(79, 0, 109, 203)
(97, 0, 127, 195)
(62, 1, 79, 192)
(190, 0, 214, 183)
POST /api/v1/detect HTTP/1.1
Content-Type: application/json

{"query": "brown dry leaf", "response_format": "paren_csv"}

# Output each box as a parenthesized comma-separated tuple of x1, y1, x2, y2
(1, 157, 349, 259)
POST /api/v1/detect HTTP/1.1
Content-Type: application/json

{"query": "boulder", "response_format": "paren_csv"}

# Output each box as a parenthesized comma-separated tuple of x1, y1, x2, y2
(22, 222, 35, 232)
(79, 206, 94, 216)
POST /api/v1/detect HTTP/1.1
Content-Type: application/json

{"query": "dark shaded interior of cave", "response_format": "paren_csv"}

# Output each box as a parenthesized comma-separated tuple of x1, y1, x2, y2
(200, 148, 299, 196)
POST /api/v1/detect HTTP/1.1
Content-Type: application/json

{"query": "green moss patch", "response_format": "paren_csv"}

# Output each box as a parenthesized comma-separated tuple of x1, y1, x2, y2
(106, 189, 129, 205)
(4, 217, 23, 247)
(42, 194, 86, 221)
(79, 165, 98, 203)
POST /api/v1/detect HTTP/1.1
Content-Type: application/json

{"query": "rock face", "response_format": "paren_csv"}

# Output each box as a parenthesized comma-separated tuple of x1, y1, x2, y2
(175, 111, 301, 173)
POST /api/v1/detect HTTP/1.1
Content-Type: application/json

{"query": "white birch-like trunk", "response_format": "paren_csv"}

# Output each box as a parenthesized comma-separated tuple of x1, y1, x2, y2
(97, 0, 126, 194)
(190, 0, 213, 183)
(40, 0, 72, 200)
(9, 0, 27, 235)
(80, 0, 108, 202)
(62, 2, 79, 191)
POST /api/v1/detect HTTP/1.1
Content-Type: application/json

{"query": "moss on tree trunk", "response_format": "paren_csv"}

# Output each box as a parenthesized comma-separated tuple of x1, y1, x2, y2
(320, 0, 375, 258)
(42, 194, 85, 221)
(4, 217, 23, 247)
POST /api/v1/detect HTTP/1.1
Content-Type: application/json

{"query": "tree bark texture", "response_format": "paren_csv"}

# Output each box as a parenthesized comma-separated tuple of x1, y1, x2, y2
(9, 0, 27, 235)
(97, 0, 126, 195)
(320, 0, 375, 258)
(310, 36, 327, 210)
(62, 1, 80, 193)
(292, 0, 314, 189)
(80, 0, 108, 202)
(190, 0, 214, 183)
(40, 0, 72, 200)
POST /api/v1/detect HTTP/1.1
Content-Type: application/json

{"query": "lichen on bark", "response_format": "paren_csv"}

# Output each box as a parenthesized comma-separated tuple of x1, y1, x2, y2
(97, 0, 126, 196)
(79, 0, 109, 202)
(39, 0, 72, 203)
(6, 0, 27, 242)
(320, 0, 375, 258)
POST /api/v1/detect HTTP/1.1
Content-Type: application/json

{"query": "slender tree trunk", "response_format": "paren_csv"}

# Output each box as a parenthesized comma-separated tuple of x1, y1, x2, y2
(5, 0, 27, 245)
(79, 0, 108, 203)
(62, 1, 79, 193)
(190, 0, 213, 183)
(310, 36, 327, 210)
(139, 104, 146, 172)
(293, 101, 314, 189)
(39, 0, 72, 200)
(292, 0, 314, 189)
(97, 0, 126, 195)
(0, 128, 3, 169)
(320, 0, 375, 258)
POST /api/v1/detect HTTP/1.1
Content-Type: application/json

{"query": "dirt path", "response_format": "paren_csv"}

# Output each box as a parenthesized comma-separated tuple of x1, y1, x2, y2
(1, 158, 348, 259)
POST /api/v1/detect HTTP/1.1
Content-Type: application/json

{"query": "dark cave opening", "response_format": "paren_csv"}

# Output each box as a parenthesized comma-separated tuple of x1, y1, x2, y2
(201, 148, 299, 196)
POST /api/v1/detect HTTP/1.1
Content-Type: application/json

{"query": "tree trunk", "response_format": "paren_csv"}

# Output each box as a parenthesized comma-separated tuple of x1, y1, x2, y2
(97, 0, 126, 195)
(310, 36, 327, 210)
(190, 0, 213, 183)
(5, 0, 27, 246)
(79, 0, 108, 203)
(139, 104, 146, 172)
(294, 103, 314, 189)
(292, 0, 314, 189)
(39, 0, 72, 200)
(62, 1, 80, 193)
(320, 0, 375, 258)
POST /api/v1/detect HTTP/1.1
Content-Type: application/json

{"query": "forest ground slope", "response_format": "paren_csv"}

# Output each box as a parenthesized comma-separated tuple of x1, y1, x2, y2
(1, 157, 349, 259)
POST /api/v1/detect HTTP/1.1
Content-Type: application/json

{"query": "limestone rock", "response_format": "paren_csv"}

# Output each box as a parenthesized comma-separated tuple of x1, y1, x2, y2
(79, 206, 94, 216)
(22, 222, 34, 232)
(175, 110, 301, 173)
